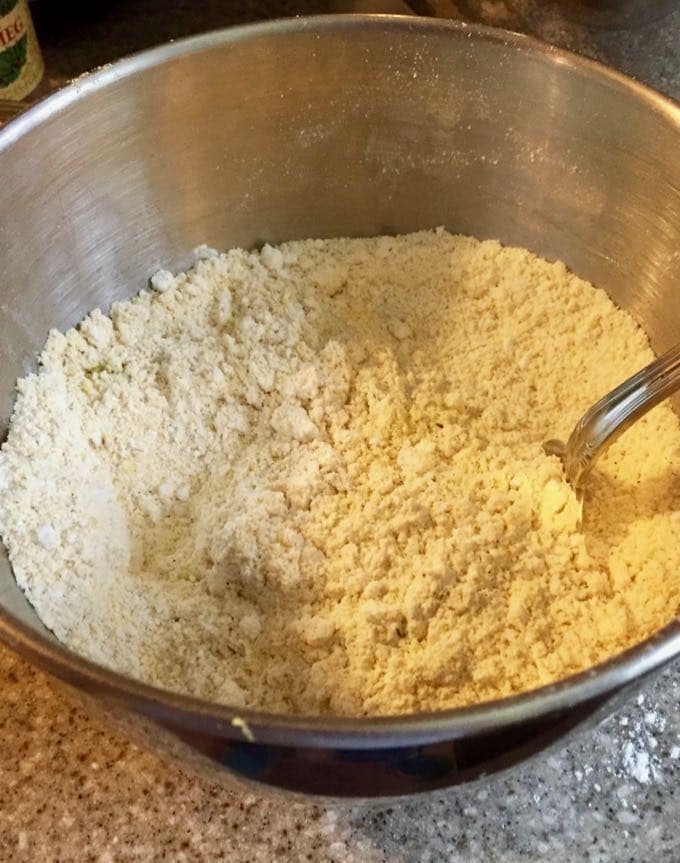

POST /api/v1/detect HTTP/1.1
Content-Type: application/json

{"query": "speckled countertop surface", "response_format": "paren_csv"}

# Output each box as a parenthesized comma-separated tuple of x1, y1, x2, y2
(3, 643, 680, 862)
(1, 3, 679, 862)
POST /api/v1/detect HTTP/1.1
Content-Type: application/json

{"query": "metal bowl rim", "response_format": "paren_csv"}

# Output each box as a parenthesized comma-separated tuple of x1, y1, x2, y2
(1, 13, 680, 749)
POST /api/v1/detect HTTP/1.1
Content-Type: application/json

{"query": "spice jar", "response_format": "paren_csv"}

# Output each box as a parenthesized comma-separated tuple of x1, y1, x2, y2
(0, 0, 43, 101)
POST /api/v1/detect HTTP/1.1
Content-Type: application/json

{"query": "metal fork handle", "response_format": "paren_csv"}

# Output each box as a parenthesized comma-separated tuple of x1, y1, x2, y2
(550, 341, 680, 489)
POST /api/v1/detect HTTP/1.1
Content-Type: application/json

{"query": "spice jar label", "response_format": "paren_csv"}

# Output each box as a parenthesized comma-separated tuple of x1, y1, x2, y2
(0, 0, 43, 101)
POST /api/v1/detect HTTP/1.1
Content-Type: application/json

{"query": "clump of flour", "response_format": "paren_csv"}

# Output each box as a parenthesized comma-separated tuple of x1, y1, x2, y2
(1, 229, 680, 716)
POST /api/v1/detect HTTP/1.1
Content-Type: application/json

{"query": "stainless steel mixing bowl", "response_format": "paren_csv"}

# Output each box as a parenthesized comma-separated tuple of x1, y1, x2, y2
(1, 15, 679, 800)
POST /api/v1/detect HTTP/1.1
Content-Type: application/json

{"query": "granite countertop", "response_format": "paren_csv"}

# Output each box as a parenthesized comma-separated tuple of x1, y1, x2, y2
(2, 3, 680, 862)
(3, 644, 680, 862)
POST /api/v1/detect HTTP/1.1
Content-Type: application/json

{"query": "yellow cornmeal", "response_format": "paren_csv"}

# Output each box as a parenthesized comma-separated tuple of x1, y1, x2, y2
(1, 229, 679, 716)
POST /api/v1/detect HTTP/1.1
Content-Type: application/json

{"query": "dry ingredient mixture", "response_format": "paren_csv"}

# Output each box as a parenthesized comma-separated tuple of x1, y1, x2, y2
(2, 229, 680, 716)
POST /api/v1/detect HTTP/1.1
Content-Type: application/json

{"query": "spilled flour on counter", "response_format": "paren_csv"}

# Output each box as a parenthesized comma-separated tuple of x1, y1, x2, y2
(2, 229, 680, 716)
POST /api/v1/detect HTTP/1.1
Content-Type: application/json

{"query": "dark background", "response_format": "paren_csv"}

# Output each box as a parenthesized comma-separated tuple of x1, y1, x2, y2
(28, 0, 680, 98)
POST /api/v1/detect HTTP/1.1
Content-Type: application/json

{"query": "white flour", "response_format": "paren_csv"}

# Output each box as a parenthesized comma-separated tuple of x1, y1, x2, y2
(2, 229, 680, 716)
